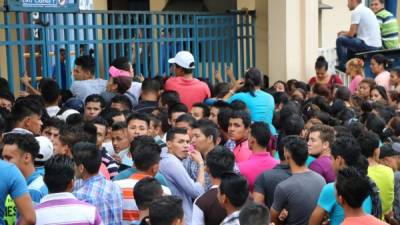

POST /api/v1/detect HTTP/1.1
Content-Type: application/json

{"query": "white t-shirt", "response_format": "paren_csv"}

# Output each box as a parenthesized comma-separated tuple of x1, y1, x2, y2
(351, 4, 382, 48)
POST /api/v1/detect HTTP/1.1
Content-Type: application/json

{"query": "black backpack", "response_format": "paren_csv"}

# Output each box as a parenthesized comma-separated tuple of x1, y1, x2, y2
(369, 178, 383, 219)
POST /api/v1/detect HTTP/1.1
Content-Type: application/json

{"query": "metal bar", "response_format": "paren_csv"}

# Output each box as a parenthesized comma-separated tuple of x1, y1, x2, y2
(164, 14, 169, 76)
(102, 13, 110, 79)
(251, 15, 256, 67)
(110, 13, 116, 61)
(134, 13, 140, 75)
(16, 12, 25, 90)
(64, 13, 72, 89)
(193, 15, 199, 77)
(201, 16, 206, 79)
(93, 13, 100, 78)
(118, 13, 124, 57)
(207, 17, 212, 80)
(150, 14, 155, 77)
(239, 15, 245, 78)
(143, 14, 149, 77)
(4, 12, 15, 92)
(53, 13, 61, 84)
(245, 14, 250, 69)
(157, 14, 163, 75)
(233, 15, 239, 80)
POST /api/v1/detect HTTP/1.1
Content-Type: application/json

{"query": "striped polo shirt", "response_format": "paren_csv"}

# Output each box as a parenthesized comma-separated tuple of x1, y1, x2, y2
(35, 192, 103, 225)
(114, 173, 171, 225)
(376, 9, 399, 49)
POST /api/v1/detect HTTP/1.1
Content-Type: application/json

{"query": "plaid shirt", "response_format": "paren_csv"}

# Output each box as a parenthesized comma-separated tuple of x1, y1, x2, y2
(73, 174, 123, 225)
(183, 157, 240, 191)
(220, 210, 240, 225)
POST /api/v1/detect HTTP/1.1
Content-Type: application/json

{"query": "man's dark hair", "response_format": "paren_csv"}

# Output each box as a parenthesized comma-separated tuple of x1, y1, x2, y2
(111, 56, 131, 71)
(39, 78, 60, 104)
(0, 91, 15, 105)
(44, 155, 75, 193)
(166, 127, 188, 142)
(130, 135, 157, 157)
(230, 110, 251, 128)
(193, 119, 220, 145)
(250, 122, 271, 148)
(72, 142, 101, 174)
(148, 114, 161, 128)
(59, 123, 97, 148)
(281, 114, 304, 136)
(168, 103, 188, 119)
(43, 117, 65, 130)
(239, 203, 270, 225)
(335, 167, 371, 208)
(134, 143, 161, 171)
(206, 146, 235, 178)
(160, 90, 180, 108)
(75, 55, 95, 75)
(3, 133, 39, 162)
(175, 63, 193, 74)
(0, 107, 12, 134)
(11, 97, 42, 123)
(127, 112, 150, 127)
(219, 173, 249, 208)
(85, 94, 105, 109)
(99, 107, 123, 126)
(331, 136, 361, 167)
(142, 78, 162, 93)
(357, 131, 380, 158)
(217, 108, 233, 132)
(149, 196, 184, 225)
(212, 100, 231, 111)
(111, 94, 133, 111)
(175, 113, 196, 127)
(231, 100, 248, 111)
(111, 121, 127, 132)
(335, 86, 351, 102)
(192, 102, 210, 118)
(283, 135, 308, 166)
(134, 177, 163, 210)
(91, 116, 109, 129)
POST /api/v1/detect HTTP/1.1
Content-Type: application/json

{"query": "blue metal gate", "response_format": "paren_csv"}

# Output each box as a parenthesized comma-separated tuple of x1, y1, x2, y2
(0, 8, 255, 92)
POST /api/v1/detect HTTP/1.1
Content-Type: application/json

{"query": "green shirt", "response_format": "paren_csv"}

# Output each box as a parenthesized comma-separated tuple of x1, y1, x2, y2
(376, 9, 399, 49)
(368, 164, 394, 215)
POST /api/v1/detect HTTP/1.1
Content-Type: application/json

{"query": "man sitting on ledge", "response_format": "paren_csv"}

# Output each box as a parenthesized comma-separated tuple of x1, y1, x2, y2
(336, 0, 382, 71)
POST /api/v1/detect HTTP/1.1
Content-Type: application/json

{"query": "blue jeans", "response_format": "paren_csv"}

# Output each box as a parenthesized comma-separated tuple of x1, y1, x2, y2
(336, 35, 380, 70)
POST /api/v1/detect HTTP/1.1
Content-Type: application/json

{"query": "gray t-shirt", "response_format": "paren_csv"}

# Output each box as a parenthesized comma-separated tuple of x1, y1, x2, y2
(272, 170, 326, 225)
(254, 163, 291, 208)
(394, 171, 400, 220)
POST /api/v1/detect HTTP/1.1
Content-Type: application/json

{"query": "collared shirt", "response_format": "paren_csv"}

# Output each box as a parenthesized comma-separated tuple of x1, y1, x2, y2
(114, 173, 171, 225)
(224, 139, 236, 152)
(233, 140, 252, 163)
(112, 167, 169, 187)
(26, 170, 48, 205)
(46, 106, 60, 117)
(159, 150, 204, 225)
(101, 148, 119, 179)
(220, 210, 241, 225)
(184, 158, 241, 191)
(238, 151, 279, 191)
(35, 192, 103, 225)
(73, 174, 123, 225)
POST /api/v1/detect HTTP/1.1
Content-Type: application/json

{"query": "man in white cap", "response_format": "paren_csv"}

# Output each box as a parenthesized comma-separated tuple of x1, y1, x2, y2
(165, 51, 211, 110)
(34, 136, 54, 176)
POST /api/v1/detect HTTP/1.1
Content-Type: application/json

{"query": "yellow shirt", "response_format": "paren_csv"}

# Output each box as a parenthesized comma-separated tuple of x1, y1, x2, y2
(368, 164, 394, 215)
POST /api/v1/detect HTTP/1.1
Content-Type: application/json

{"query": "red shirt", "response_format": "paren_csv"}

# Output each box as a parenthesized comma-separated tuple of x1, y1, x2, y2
(165, 76, 211, 109)
(308, 75, 343, 91)
(238, 151, 279, 191)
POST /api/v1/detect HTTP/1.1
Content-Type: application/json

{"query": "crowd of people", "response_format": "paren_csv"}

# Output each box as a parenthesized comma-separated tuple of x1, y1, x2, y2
(0, 45, 399, 225)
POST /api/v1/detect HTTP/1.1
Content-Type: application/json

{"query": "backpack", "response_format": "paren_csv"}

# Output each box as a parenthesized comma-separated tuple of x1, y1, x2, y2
(368, 178, 383, 219)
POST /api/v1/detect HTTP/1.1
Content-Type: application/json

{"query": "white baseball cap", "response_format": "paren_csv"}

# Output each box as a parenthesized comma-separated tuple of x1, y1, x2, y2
(35, 136, 54, 162)
(56, 109, 80, 122)
(168, 51, 195, 69)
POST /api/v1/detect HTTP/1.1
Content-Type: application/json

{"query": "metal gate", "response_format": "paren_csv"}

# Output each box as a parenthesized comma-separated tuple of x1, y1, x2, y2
(0, 8, 255, 92)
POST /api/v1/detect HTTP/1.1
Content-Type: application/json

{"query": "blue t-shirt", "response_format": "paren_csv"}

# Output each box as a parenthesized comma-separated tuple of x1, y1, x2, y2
(228, 90, 276, 134)
(318, 182, 372, 225)
(26, 170, 48, 205)
(0, 160, 28, 225)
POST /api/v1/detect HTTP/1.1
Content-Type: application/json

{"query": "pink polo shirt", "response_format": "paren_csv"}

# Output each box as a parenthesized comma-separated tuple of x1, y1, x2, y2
(233, 140, 252, 163)
(165, 76, 211, 110)
(238, 151, 279, 191)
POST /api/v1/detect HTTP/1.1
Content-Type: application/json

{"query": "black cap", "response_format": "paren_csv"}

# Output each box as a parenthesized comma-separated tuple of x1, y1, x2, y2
(379, 143, 400, 159)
